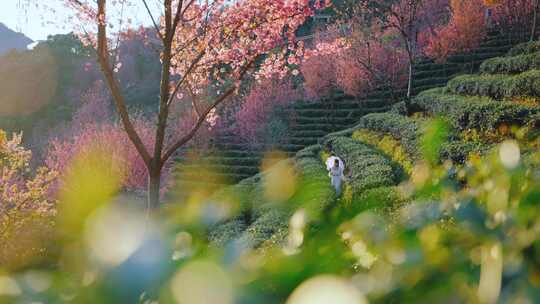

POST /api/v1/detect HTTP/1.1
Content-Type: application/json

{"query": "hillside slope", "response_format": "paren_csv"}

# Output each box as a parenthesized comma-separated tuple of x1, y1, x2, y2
(205, 39, 540, 253)
(172, 30, 534, 195)
(0, 23, 32, 55)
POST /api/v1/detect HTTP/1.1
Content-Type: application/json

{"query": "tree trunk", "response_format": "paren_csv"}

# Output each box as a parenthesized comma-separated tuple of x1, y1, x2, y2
(532, 0, 539, 42)
(404, 36, 414, 101)
(403, 58, 413, 115)
(148, 165, 161, 209)
(407, 61, 413, 99)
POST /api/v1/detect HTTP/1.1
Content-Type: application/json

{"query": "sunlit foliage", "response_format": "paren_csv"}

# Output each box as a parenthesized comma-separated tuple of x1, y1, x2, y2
(0, 130, 57, 270)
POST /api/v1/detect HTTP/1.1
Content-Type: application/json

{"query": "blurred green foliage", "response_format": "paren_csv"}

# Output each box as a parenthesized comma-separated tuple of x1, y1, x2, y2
(1, 114, 538, 304)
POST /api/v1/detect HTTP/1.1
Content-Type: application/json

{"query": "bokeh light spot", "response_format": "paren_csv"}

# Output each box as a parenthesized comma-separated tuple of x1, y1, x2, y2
(499, 140, 520, 169)
(0, 276, 21, 296)
(85, 205, 149, 267)
(170, 261, 234, 304)
(286, 275, 368, 304)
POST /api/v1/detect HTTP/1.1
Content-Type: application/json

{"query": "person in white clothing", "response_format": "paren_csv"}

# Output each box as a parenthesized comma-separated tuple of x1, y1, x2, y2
(329, 158, 345, 195)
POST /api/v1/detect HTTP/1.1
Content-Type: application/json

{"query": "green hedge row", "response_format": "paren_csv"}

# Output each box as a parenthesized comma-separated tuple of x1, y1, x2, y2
(242, 150, 335, 248)
(474, 45, 513, 54)
(291, 116, 357, 126)
(175, 171, 252, 183)
(482, 38, 510, 48)
(414, 76, 452, 88)
(178, 164, 259, 175)
(250, 151, 336, 219)
(208, 218, 249, 246)
(321, 136, 401, 196)
(447, 52, 505, 65)
(412, 84, 448, 96)
(414, 66, 462, 79)
(222, 150, 262, 158)
(349, 186, 405, 215)
(199, 157, 262, 167)
(480, 52, 540, 74)
(289, 137, 320, 146)
(294, 108, 364, 118)
(413, 89, 539, 131)
(236, 209, 290, 248)
(439, 141, 490, 164)
(289, 130, 328, 138)
(507, 41, 540, 56)
(446, 70, 540, 99)
(295, 100, 362, 111)
(352, 112, 484, 164)
(415, 62, 461, 72)
(356, 112, 421, 158)
(291, 155, 337, 219)
(365, 88, 405, 100)
(207, 145, 336, 249)
(292, 122, 349, 132)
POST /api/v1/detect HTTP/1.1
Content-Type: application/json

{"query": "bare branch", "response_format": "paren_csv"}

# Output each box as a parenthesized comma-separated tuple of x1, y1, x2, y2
(171, 0, 185, 35)
(152, 0, 174, 169)
(96, 0, 152, 165)
(161, 57, 258, 164)
(142, 0, 165, 41)
(166, 50, 206, 107)
(111, 0, 126, 68)
(187, 83, 203, 118)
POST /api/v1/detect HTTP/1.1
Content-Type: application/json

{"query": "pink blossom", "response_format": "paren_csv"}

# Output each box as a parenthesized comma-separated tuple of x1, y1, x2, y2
(235, 78, 301, 147)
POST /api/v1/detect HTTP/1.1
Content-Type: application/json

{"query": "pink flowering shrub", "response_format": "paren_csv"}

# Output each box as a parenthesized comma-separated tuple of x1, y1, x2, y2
(300, 35, 349, 100)
(46, 83, 215, 196)
(301, 52, 338, 100)
(71, 81, 111, 128)
(167, 97, 215, 151)
(301, 27, 407, 99)
(423, 0, 487, 63)
(335, 29, 408, 96)
(491, 0, 536, 38)
(45, 84, 165, 196)
(235, 78, 301, 147)
(46, 117, 161, 196)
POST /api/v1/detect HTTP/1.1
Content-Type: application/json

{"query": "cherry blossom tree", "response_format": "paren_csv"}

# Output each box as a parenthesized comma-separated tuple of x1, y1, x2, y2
(46, 115, 162, 196)
(301, 25, 407, 99)
(423, 0, 487, 63)
(235, 77, 301, 147)
(383, 0, 442, 98)
(335, 23, 408, 98)
(301, 39, 341, 100)
(45, 81, 211, 198)
(56, 0, 329, 208)
(333, 0, 448, 102)
(487, 0, 539, 41)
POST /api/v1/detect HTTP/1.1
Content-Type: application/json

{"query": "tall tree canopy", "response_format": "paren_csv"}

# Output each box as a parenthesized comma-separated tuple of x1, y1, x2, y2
(53, 0, 330, 207)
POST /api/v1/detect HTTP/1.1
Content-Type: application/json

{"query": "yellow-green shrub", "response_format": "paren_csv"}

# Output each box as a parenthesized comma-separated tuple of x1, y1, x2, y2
(352, 129, 414, 175)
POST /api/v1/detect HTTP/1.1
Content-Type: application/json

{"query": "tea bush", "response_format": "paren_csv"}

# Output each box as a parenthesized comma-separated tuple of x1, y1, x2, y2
(413, 88, 539, 131)
(480, 52, 540, 74)
(447, 70, 540, 98)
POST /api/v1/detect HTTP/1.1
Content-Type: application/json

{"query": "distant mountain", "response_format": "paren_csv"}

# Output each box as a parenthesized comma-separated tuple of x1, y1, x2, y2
(0, 23, 33, 55)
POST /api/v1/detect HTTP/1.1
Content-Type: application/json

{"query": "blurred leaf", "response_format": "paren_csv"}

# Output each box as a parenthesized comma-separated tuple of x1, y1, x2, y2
(421, 118, 450, 165)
